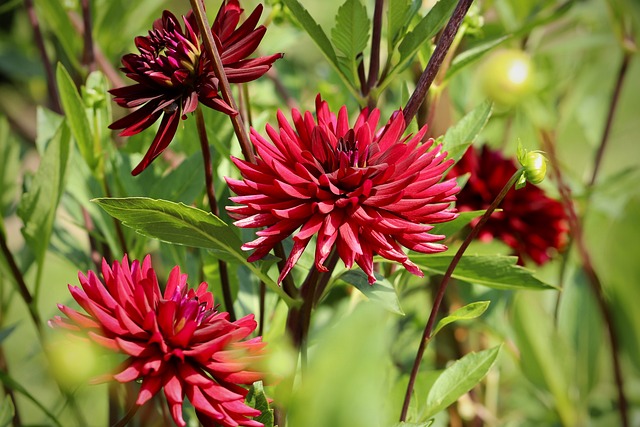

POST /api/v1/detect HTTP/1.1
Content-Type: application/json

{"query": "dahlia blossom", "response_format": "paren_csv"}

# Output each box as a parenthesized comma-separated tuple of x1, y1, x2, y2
(109, 1, 283, 175)
(448, 145, 569, 265)
(226, 96, 459, 284)
(49, 255, 265, 427)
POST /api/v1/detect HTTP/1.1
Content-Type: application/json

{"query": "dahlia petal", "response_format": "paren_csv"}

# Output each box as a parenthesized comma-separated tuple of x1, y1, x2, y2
(136, 375, 163, 406)
(132, 110, 181, 175)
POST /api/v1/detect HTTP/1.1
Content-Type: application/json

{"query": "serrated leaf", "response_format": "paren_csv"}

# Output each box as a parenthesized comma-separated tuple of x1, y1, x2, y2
(93, 197, 294, 305)
(410, 254, 556, 290)
(445, 36, 510, 80)
(338, 270, 404, 315)
(245, 381, 274, 427)
(331, 0, 370, 68)
(392, 0, 457, 76)
(18, 121, 71, 266)
(430, 210, 486, 238)
(0, 370, 62, 427)
(421, 345, 501, 420)
(432, 301, 490, 337)
(281, 0, 338, 68)
(443, 100, 492, 163)
(388, 0, 421, 49)
(56, 63, 98, 170)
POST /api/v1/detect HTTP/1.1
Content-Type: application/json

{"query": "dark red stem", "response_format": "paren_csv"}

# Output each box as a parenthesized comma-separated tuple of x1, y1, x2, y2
(80, 0, 95, 71)
(403, 0, 473, 125)
(365, 0, 384, 99)
(400, 169, 522, 421)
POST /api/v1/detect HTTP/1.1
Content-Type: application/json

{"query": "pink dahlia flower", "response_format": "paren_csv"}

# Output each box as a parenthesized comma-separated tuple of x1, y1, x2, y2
(226, 96, 459, 284)
(448, 145, 569, 265)
(50, 255, 265, 427)
(109, 1, 283, 175)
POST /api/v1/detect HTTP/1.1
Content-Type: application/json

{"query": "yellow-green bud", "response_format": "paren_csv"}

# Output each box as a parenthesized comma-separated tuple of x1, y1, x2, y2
(516, 142, 547, 189)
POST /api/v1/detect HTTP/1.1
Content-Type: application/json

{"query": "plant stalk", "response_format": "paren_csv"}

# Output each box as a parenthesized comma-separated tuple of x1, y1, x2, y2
(400, 168, 523, 421)
(403, 0, 474, 125)
(195, 107, 236, 321)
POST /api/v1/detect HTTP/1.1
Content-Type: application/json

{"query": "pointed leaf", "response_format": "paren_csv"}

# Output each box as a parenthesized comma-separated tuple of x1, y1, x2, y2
(430, 210, 487, 238)
(388, 0, 421, 49)
(432, 301, 490, 337)
(392, 0, 457, 76)
(331, 0, 370, 63)
(245, 381, 274, 427)
(17, 121, 71, 266)
(445, 36, 510, 80)
(338, 270, 404, 315)
(443, 100, 493, 163)
(93, 197, 294, 304)
(421, 345, 501, 420)
(410, 254, 556, 290)
(56, 63, 98, 170)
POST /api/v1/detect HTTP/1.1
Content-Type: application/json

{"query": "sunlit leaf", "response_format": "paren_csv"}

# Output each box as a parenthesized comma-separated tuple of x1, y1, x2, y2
(432, 301, 490, 337)
(93, 197, 294, 304)
(17, 121, 71, 267)
(388, 0, 421, 49)
(430, 210, 486, 238)
(410, 254, 556, 290)
(337, 270, 404, 315)
(245, 381, 274, 427)
(421, 345, 501, 420)
(442, 100, 492, 164)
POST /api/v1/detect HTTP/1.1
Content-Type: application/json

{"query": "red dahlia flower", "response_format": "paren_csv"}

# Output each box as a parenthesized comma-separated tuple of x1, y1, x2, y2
(226, 96, 459, 284)
(109, 1, 283, 175)
(448, 145, 569, 265)
(50, 255, 265, 427)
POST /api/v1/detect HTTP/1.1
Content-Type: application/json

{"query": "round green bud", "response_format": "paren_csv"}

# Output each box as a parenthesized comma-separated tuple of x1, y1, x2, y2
(521, 150, 547, 184)
(479, 49, 534, 107)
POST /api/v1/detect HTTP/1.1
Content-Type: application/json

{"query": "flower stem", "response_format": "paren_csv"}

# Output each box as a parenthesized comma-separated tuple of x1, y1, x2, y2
(399, 168, 523, 422)
(189, 0, 298, 298)
(80, 0, 95, 71)
(23, 0, 61, 114)
(403, 0, 474, 125)
(589, 51, 631, 187)
(541, 129, 629, 427)
(189, 0, 254, 163)
(112, 402, 139, 427)
(195, 107, 236, 321)
(365, 0, 384, 101)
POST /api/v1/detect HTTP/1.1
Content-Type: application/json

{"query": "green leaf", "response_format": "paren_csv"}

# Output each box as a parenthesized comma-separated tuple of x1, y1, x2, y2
(281, 0, 339, 69)
(17, 121, 71, 267)
(0, 370, 62, 427)
(281, 0, 360, 98)
(442, 100, 493, 163)
(56, 63, 98, 170)
(35, 107, 64, 153)
(0, 323, 18, 344)
(445, 35, 510, 80)
(430, 210, 486, 238)
(511, 295, 577, 425)
(331, 0, 370, 81)
(388, 0, 421, 49)
(392, 423, 433, 427)
(0, 396, 14, 427)
(421, 345, 501, 420)
(93, 197, 295, 305)
(337, 270, 404, 315)
(245, 381, 274, 427)
(432, 301, 490, 337)
(0, 116, 19, 215)
(392, 0, 457, 76)
(410, 254, 556, 290)
(34, 0, 80, 71)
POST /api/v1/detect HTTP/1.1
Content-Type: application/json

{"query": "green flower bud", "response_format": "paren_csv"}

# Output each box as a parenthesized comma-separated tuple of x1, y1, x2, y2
(516, 142, 547, 188)
(479, 49, 534, 107)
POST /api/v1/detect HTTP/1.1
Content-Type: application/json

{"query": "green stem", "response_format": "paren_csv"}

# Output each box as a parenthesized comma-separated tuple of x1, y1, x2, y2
(195, 107, 236, 321)
(400, 168, 523, 422)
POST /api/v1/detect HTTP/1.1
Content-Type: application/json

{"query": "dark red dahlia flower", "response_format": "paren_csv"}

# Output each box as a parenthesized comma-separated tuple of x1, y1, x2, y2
(226, 96, 459, 284)
(50, 255, 265, 427)
(109, 1, 283, 175)
(448, 145, 569, 265)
